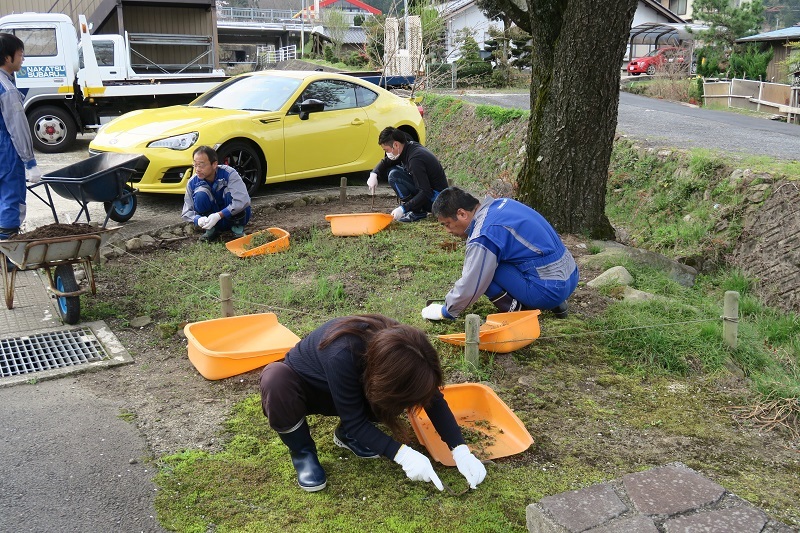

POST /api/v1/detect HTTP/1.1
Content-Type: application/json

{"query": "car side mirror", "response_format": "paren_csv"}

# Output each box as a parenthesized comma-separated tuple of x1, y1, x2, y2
(297, 99, 325, 120)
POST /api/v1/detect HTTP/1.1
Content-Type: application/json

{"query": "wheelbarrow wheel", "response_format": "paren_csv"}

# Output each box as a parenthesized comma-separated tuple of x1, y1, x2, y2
(54, 264, 80, 325)
(104, 185, 137, 223)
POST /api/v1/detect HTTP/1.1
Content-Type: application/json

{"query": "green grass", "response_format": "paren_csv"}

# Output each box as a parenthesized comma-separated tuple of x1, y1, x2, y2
(82, 96, 800, 530)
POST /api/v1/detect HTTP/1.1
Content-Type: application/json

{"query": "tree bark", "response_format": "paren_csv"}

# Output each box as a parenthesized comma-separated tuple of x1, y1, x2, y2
(491, 0, 637, 238)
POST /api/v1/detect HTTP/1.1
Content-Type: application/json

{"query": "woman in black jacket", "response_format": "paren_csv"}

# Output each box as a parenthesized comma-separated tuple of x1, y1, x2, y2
(259, 314, 486, 492)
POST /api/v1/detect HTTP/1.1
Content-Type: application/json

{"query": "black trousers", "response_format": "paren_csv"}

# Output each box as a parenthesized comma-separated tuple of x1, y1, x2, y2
(259, 362, 338, 432)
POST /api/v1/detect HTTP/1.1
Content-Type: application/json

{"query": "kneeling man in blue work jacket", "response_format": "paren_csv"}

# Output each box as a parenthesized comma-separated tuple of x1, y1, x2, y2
(181, 145, 252, 242)
(422, 187, 578, 321)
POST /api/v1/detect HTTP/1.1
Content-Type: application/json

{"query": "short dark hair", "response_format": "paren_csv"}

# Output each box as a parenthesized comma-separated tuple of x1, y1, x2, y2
(192, 145, 218, 163)
(0, 34, 24, 67)
(432, 187, 480, 219)
(378, 127, 410, 146)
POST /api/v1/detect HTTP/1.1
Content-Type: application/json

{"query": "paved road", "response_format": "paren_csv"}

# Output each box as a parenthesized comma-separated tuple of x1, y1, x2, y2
(455, 91, 800, 161)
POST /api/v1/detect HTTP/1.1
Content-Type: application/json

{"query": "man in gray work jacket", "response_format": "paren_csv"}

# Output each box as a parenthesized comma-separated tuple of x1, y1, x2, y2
(422, 187, 578, 320)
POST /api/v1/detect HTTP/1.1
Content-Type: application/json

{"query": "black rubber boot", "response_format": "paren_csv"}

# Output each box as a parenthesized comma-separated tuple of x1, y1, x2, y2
(277, 419, 327, 492)
(490, 291, 526, 313)
(333, 423, 379, 458)
(549, 301, 569, 319)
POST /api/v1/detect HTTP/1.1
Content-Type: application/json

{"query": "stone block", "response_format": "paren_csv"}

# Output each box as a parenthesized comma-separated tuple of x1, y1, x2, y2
(538, 483, 628, 532)
(663, 506, 767, 532)
(622, 465, 724, 516)
(587, 515, 659, 532)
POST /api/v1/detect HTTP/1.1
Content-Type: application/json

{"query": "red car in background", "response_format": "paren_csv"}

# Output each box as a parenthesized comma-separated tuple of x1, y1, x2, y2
(627, 46, 694, 76)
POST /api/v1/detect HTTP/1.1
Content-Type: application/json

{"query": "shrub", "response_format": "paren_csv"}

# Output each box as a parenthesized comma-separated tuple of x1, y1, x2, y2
(323, 45, 336, 63)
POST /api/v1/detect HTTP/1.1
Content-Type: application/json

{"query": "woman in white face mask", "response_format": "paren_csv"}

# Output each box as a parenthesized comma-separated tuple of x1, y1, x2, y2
(366, 126, 449, 223)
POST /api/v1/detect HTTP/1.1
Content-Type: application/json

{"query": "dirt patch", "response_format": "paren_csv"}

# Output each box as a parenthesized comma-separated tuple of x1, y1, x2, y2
(10, 223, 101, 240)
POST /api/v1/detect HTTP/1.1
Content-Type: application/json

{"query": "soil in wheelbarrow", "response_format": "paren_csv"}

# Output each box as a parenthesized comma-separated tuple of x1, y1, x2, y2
(9, 223, 100, 240)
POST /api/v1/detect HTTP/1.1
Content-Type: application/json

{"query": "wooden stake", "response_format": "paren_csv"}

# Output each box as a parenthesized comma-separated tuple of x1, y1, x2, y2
(723, 291, 739, 350)
(465, 314, 480, 368)
(340, 176, 347, 204)
(220, 273, 234, 317)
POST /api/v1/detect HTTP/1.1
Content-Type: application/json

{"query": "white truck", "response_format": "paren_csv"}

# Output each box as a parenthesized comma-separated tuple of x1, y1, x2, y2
(0, 12, 227, 153)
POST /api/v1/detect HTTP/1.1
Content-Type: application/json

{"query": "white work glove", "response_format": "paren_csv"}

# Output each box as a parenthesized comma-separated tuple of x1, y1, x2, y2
(391, 206, 405, 221)
(201, 212, 222, 229)
(26, 166, 42, 183)
(393, 445, 443, 491)
(452, 444, 486, 489)
(421, 303, 445, 321)
(367, 172, 378, 195)
(196, 216, 208, 228)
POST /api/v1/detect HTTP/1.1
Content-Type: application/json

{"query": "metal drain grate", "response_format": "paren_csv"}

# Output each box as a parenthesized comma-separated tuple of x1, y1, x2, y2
(0, 328, 108, 378)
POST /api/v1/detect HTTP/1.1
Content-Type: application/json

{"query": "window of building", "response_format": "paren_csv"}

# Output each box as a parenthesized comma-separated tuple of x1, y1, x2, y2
(669, 0, 687, 16)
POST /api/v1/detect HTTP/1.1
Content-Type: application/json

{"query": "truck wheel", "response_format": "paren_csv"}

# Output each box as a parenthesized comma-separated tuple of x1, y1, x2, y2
(104, 185, 137, 223)
(217, 141, 264, 196)
(28, 105, 78, 154)
(54, 264, 80, 325)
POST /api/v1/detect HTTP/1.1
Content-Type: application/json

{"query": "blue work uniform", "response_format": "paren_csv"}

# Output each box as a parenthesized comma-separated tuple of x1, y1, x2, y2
(0, 68, 37, 232)
(180, 164, 251, 230)
(443, 197, 579, 318)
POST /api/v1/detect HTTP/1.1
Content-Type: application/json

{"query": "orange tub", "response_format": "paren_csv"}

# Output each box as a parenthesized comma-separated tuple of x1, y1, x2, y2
(225, 227, 290, 258)
(325, 213, 393, 236)
(437, 310, 541, 353)
(184, 313, 300, 380)
(408, 383, 533, 466)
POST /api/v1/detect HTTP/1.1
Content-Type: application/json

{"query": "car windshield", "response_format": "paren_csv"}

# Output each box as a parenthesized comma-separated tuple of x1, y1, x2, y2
(191, 75, 303, 112)
(645, 50, 662, 57)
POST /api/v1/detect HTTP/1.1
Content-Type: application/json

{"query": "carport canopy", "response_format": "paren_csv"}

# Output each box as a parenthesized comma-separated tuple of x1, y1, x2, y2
(629, 22, 709, 47)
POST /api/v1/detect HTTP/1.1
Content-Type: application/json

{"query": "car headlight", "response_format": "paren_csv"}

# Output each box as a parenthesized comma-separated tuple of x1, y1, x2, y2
(147, 132, 199, 150)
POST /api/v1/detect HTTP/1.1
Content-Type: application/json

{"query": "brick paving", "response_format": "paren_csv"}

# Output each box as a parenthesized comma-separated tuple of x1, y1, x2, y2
(526, 463, 796, 532)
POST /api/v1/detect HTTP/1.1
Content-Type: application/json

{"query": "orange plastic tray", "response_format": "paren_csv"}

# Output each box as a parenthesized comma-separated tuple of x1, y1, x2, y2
(184, 313, 300, 380)
(408, 383, 533, 466)
(225, 227, 290, 257)
(325, 213, 393, 236)
(437, 310, 541, 353)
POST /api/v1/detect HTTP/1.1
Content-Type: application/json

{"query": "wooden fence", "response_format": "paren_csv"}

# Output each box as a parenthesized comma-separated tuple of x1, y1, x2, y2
(703, 78, 800, 125)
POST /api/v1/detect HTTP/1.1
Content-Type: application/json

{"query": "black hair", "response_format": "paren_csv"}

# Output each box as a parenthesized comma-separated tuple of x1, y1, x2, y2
(192, 145, 218, 163)
(432, 187, 480, 219)
(0, 33, 24, 67)
(378, 126, 411, 146)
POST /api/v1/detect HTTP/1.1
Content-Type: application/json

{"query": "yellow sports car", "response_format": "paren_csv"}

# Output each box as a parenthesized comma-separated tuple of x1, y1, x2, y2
(89, 70, 426, 195)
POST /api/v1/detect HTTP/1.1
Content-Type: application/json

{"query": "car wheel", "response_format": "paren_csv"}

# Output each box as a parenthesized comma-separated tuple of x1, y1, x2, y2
(28, 105, 78, 154)
(690, 62, 697, 75)
(54, 264, 80, 325)
(104, 185, 138, 223)
(646, 65, 656, 76)
(217, 141, 264, 196)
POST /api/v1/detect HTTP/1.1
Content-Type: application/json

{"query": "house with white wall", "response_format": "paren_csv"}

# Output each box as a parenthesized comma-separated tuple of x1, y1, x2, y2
(438, 0, 686, 63)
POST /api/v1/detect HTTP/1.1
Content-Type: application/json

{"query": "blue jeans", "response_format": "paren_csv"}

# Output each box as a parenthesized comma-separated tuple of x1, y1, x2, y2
(387, 167, 440, 213)
(192, 188, 251, 231)
(487, 264, 579, 310)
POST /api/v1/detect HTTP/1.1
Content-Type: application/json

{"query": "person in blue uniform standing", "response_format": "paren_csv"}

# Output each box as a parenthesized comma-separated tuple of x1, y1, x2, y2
(259, 314, 487, 492)
(0, 34, 42, 255)
(181, 145, 251, 242)
(422, 187, 578, 320)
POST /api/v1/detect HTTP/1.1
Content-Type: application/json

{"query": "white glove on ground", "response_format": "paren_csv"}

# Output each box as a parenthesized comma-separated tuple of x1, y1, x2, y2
(196, 216, 208, 228)
(26, 166, 42, 183)
(394, 445, 443, 490)
(367, 172, 378, 195)
(201, 212, 222, 229)
(391, 206, 405, 221)
(421, 303, 445, 321)
(452, 444, 486, 489)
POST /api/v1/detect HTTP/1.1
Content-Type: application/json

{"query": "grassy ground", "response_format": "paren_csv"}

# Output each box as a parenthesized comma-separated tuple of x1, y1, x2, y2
(81, 96, 800, 531)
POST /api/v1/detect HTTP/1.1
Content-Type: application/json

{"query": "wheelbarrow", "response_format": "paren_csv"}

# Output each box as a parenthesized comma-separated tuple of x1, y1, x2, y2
(0, 227, 120, 325)
(27, 153, 147, 227)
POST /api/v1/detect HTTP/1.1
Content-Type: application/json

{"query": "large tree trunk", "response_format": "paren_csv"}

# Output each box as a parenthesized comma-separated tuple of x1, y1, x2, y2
(510, 0, 637, 238)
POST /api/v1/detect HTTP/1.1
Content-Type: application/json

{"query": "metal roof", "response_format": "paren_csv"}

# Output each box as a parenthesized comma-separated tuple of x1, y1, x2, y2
(737, 25, 800, 43)
(629, 22, 710, 45)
